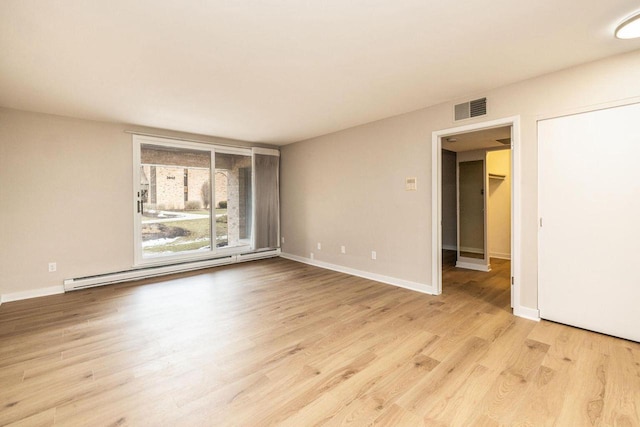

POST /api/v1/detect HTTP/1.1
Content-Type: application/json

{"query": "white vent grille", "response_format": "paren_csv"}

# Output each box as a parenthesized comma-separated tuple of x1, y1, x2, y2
(454, 97, 487, 121)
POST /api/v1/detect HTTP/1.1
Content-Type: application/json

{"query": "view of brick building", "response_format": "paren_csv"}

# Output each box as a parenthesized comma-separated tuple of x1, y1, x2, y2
(141, 165, 211, 210)
(139, 145, 252, 247)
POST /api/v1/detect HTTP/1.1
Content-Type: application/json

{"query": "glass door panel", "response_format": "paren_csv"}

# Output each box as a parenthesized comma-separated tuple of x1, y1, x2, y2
(214, 153, 252, 249)
(138, 143, 212, 259)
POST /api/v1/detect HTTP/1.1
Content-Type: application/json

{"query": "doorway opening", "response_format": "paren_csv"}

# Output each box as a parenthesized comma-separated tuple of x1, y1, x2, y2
(443, 126, 512, 309)
(432, 116, 523, 316)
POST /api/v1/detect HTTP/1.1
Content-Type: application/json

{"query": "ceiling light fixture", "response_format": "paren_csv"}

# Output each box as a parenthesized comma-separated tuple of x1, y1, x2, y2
(446, 137, 458, 142)
(615, 11, 640, 39)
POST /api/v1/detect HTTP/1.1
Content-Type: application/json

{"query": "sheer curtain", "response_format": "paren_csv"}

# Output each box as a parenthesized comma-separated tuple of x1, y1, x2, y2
(252, 149, 280, 250)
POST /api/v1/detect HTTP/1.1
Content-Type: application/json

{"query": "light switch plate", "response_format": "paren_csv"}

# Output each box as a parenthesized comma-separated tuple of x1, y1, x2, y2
(405, 177, 417, 191)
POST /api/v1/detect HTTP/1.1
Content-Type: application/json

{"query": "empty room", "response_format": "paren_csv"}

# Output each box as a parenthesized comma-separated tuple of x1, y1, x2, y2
(1, 1, 640, 426)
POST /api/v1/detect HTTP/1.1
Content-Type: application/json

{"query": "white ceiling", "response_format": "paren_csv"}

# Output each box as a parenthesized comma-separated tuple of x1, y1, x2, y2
(442, 126, 511, 153)
(1, 1, 639, 145)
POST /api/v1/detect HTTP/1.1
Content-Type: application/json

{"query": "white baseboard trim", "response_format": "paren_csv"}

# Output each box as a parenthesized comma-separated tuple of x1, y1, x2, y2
(443, 246, 511, 260)
(514, 305, 541, 321)
(459, 246, 484, 254)
(455, 261, 491, 272)
(490, 251, 511, 260)
(1, 285, 65, 303)
(0, 251, 282, 304)
(65, 249, 281, 291)
(280, 253, 436, 295)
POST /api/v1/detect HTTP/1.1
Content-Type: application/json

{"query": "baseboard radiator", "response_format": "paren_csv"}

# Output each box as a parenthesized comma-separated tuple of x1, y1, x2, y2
(63, 248, 281, 291)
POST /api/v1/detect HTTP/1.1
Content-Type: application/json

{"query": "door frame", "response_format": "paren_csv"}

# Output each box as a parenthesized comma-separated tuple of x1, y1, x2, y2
(431, 116, 523, 314)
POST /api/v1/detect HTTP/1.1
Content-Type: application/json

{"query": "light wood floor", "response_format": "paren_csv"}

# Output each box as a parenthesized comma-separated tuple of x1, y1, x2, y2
(0, 257, 639, 426)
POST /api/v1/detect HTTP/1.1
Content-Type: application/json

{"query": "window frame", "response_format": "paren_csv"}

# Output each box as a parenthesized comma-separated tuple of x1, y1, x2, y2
(132, 134, 253, 267)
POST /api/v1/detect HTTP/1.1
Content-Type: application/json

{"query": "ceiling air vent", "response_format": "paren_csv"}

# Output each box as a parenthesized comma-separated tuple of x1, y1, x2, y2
(454, 97, 487, 121)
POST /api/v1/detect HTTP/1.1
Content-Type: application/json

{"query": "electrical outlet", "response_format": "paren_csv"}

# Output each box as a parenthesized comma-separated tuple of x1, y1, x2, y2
(317, 242, 321, 250)
(371, 251, 377, 260)
(341, 245, 346, 254)
(281, 236, 285, 244)
(310, 252, 315, 260)
(48, 262, 57, 272)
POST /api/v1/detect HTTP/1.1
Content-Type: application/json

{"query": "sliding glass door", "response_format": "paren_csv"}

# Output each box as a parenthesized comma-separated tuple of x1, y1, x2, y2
(133, 135, 254, 265)
(137, 141, 213, 261)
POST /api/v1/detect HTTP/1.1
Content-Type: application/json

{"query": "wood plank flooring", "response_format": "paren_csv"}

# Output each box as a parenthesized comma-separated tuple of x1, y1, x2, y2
(0, 256, 639, 426)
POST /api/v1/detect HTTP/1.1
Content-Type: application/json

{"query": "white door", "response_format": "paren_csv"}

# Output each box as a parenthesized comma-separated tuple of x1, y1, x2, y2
(538, 102, 640, 342)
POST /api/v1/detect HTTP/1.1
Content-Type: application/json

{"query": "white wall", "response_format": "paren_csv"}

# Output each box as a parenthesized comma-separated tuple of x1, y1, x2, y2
(280, 48, 640, 311)
(0, 109, 265, 299)
(487, 149, 511, 259)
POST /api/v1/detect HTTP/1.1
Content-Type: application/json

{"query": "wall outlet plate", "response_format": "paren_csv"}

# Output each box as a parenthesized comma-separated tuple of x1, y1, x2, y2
(341, 246, 346, 254)
(48, 262, 57, 272)
(371, 251, 377, 260)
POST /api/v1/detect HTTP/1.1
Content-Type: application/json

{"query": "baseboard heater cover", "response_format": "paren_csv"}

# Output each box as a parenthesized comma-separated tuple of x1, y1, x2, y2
(63, 248, 280, 291)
